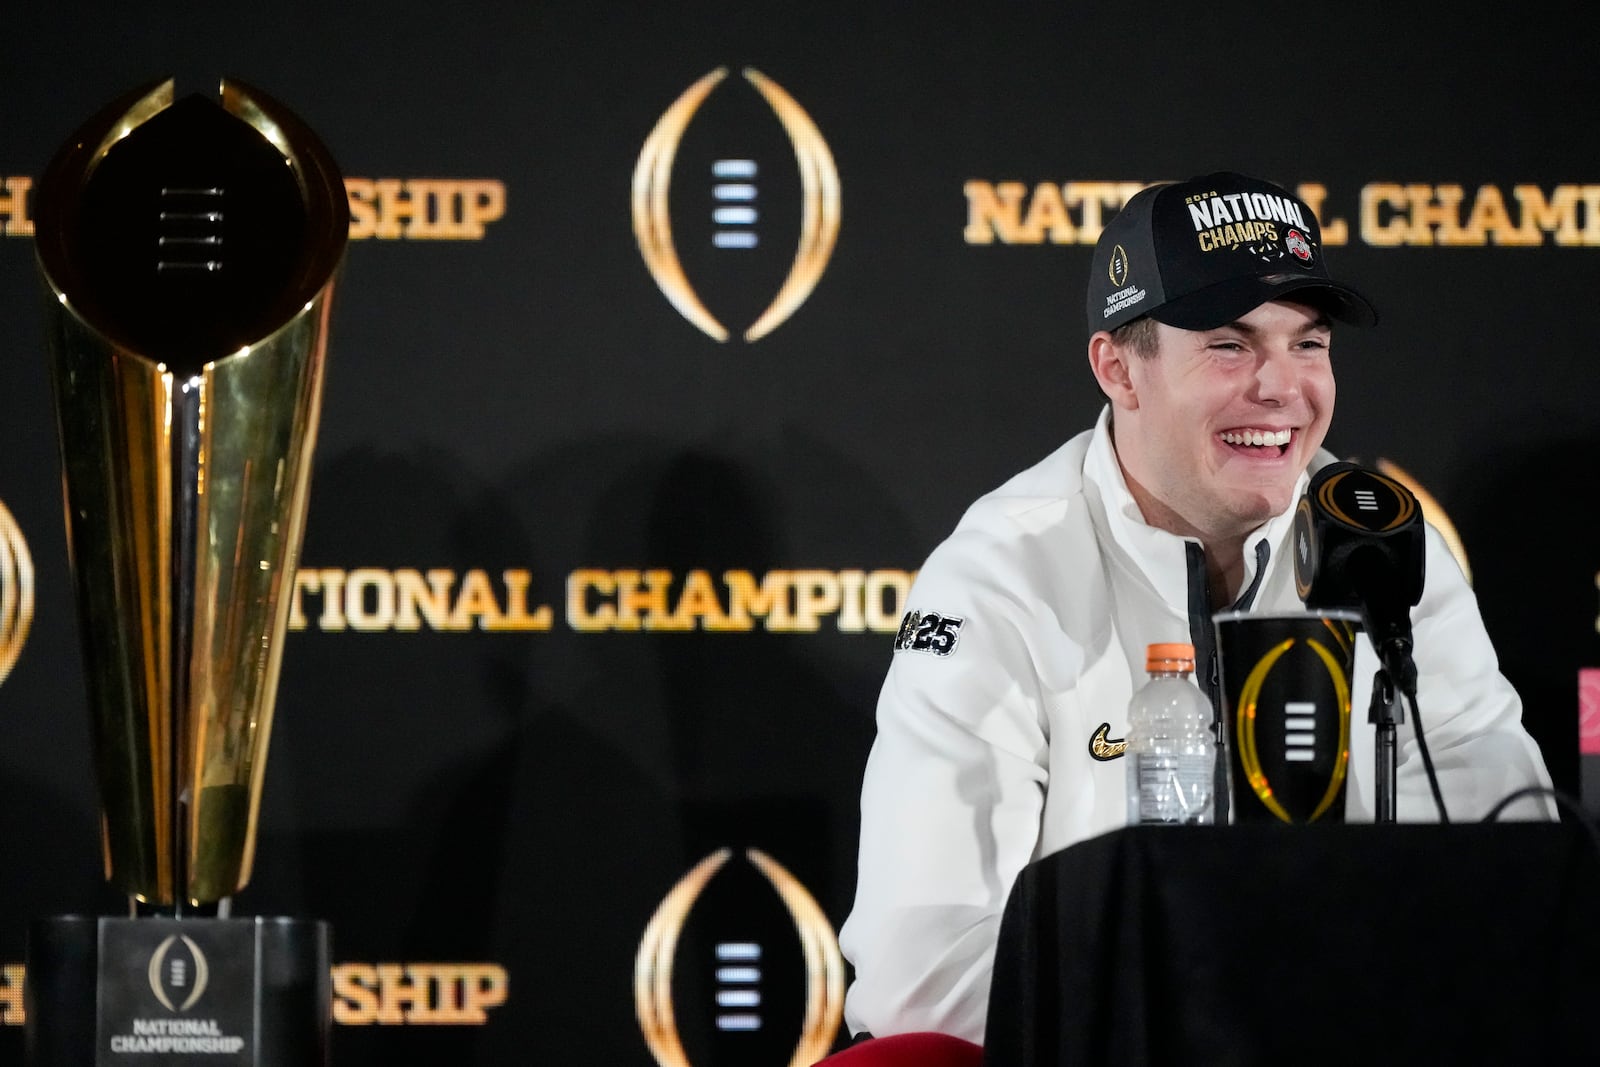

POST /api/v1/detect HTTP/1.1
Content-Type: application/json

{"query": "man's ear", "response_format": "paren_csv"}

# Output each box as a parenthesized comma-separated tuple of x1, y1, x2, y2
(1087, 331, 1138, 410)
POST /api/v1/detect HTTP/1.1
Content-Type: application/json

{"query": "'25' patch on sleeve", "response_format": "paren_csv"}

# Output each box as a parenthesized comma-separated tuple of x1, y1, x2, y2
(893, 610, 964, 656)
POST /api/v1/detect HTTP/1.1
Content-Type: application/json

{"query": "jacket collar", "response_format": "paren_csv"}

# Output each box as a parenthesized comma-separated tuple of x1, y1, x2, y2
(1081, 406, 1309, 613)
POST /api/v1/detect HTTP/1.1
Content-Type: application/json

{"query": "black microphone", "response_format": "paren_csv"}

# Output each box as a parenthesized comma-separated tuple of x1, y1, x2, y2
(1292, 461, 1426, 696)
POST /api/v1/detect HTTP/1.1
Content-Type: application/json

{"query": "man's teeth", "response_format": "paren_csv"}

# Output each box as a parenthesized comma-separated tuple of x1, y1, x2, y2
(1220, 429, 1291, 447)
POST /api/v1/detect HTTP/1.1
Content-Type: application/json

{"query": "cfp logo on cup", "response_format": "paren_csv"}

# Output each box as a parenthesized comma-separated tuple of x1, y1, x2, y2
(148, 934, 210, 1013)
(633, 67, 841, 342)
(636, 848, 844, 1066)
(1235, 620, 1356, 824)
(0, 498, 34, 687)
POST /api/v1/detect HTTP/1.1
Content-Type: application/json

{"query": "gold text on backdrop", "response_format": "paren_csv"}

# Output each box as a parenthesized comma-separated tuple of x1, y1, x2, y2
(331, 963, 508, 1025)
(0, 961, 509, 1027)
(568, 568, 911, 632)
(963, 181, 1148, 245)
(964, 180, 1600, 247)
(3, 174, 501, 240)
(0, 964, 19, 1024)
(1359, 183, 1600, 246)
(286, 567, 912, 633)
(0, 177, 32, 235)
(345, 178, 506, 239)
(13, 176, 1600, 246)
(289, 568, 555, 632)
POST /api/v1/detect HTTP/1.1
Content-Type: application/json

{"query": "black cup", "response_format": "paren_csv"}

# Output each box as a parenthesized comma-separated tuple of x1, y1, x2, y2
(1212, 610, 1361, 824)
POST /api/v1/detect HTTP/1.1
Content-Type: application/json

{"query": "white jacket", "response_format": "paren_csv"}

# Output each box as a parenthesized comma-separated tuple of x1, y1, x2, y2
(838, 408, 1555, 1044)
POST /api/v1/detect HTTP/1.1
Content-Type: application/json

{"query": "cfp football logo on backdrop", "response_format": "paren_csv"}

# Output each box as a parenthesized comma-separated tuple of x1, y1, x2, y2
(635, 848, 844, 1066)
(0, 498, 34, 688)
(1371, 458, 1471, 583)
(633, 67, 841, 342)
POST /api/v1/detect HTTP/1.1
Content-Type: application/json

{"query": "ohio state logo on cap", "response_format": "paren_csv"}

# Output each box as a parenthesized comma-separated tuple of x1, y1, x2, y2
(1286, 228, 1313, 263)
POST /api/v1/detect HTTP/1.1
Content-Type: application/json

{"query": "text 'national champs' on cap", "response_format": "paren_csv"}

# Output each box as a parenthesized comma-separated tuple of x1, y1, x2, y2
(1088, 172, 1378, 334)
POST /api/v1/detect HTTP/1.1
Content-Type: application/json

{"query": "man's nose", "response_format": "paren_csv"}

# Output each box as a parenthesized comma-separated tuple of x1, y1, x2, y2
(1254, 349, 1302, 402)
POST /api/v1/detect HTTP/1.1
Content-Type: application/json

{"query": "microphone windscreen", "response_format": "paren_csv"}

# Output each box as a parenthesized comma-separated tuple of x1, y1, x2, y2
(1294, 462, 1425, 609)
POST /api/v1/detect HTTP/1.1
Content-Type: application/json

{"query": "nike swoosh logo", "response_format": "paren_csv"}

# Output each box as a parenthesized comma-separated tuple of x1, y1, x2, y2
(1089, 722, 1127, 761)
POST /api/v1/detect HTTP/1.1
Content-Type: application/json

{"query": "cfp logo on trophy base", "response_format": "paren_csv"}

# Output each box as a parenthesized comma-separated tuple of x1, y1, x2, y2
(634, 68, 841, 342)
(636, 848, 844, 1066)
(147, 935, 210, 1013)
(97, 918, 254, 1057)
(0, 499, 33, 688)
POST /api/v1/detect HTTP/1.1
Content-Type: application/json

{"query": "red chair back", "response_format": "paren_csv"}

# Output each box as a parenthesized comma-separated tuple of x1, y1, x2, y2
(812, 1031, 983, 1066)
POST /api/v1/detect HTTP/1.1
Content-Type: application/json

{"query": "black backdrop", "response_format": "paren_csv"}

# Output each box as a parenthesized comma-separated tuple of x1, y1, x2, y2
(2, 3, 1598, 1063)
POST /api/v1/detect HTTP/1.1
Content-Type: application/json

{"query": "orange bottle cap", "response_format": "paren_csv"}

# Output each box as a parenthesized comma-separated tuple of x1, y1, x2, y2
(1146, 642, 1195, 670)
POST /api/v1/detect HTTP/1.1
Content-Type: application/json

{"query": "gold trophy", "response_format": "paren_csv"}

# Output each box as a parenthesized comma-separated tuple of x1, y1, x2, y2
(23, 77, 347, 1066)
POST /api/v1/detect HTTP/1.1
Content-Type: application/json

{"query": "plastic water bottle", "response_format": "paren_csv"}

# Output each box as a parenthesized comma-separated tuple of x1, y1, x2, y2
(1125, 642, 1216, 825)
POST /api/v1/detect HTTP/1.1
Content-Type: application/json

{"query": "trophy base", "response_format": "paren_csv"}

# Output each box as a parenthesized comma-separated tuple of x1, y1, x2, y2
(23, 914, 331, 1067)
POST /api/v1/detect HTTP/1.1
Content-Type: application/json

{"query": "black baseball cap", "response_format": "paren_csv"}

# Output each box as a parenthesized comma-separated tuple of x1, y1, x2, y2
(1087, 171, 1377, 333)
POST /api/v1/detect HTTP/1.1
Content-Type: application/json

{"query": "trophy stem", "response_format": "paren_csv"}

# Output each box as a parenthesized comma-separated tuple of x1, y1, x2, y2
(170, 375, 203, 914)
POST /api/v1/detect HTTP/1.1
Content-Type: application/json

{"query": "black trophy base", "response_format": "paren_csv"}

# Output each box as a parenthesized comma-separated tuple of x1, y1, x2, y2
(24, 914, 331, 1067)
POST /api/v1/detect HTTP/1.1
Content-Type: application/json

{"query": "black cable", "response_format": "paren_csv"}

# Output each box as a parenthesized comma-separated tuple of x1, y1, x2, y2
(1482, 785, 1600, 866)
(1485, 783, 1592, 823)
(1404, 688, 1450, 824)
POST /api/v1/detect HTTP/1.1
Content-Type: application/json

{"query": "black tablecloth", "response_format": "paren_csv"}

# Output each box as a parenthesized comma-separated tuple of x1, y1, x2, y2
(983, 822, 1600, 1066)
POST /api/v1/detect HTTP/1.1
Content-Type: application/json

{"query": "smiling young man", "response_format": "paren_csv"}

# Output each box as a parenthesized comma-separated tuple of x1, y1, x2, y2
(1092, 299, 1336, 608)
(836, 172, 1556, 1047)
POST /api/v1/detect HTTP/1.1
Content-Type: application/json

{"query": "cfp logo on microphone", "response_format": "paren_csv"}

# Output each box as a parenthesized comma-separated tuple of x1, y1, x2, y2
(1298, 458, 1474, 595)
(148, 934, 210, 1013)
(635, 848, 844, 1066)
(0, 498, 34, 688)
(633, 68, 841, 342)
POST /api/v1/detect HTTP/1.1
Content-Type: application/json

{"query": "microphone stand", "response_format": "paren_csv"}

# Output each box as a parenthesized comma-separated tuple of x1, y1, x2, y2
(1368, 666, 1401, 824)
